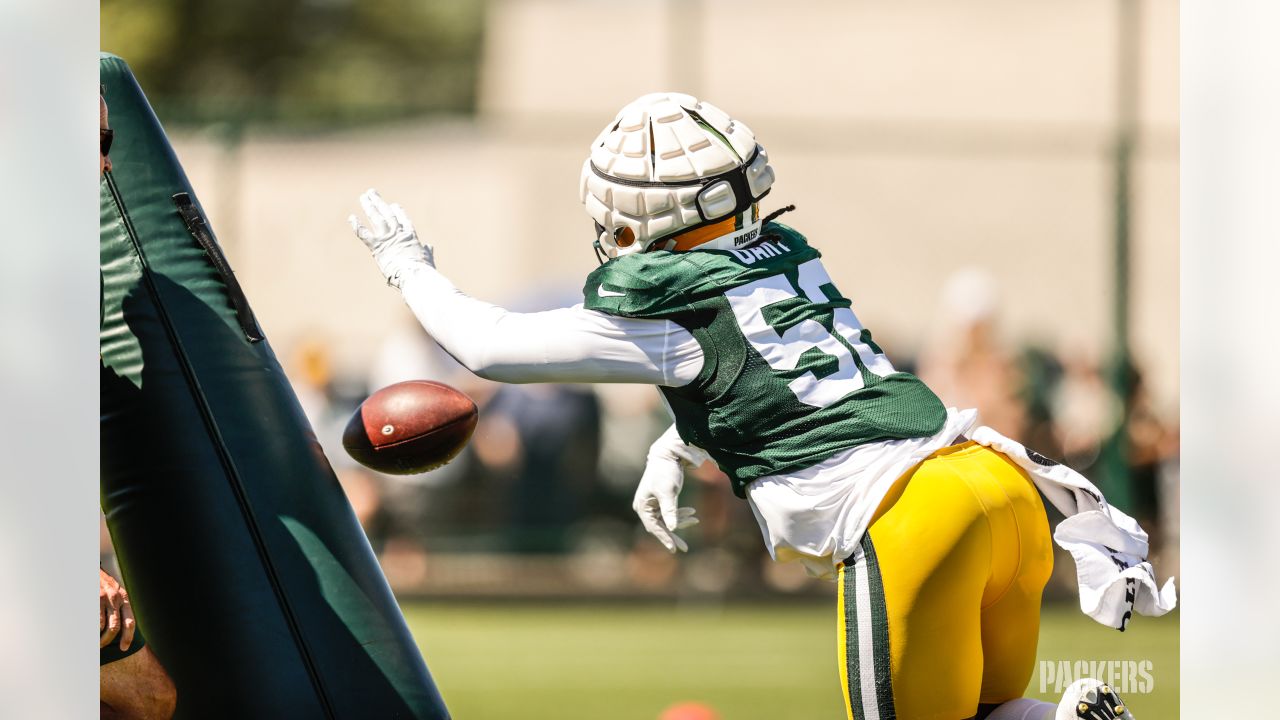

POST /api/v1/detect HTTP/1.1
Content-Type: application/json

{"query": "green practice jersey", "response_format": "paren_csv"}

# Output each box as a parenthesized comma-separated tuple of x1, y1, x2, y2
(583, 223, 946, 497)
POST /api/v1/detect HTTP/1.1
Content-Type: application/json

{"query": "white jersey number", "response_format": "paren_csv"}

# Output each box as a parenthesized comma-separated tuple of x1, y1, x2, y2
(724, 260, 895, 408)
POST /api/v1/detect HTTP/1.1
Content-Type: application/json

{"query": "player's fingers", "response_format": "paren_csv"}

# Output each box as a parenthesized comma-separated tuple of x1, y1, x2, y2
(640, 520, 673, 552)
(671, 533, 689, 553)
(657, 492, 680, 533)
(119, 596, 135, 651)
(360, 191, 389, 235)
(636, 501, 663, 534)
(359, 190, 378, 219)
(636, 502, 678, 553)
(674, 514, 699, 530)
(630, 492, 651, 517)
(100, 599, 106, 634)
(390, 203, 414, 234)
(101, 607, 120, 648)
(653, 528, 678, 553)
(367, 189, 396, 227)
(349, 215, 376, 246)
(672, 506, 699, 529)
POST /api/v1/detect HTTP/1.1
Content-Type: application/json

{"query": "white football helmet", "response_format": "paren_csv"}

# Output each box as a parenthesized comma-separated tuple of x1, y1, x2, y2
(581, 92, 776, 261)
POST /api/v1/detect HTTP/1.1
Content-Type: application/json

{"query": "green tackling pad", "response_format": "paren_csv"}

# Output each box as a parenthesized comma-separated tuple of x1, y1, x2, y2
(99, 53, 450, 719)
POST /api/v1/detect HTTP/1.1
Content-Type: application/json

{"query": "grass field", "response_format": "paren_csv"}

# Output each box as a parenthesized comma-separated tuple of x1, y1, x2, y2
(404, 601, 1178, 719)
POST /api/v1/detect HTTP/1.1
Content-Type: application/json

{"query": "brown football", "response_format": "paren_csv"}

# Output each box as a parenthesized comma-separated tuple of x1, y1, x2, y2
(342, 380, 478, 475)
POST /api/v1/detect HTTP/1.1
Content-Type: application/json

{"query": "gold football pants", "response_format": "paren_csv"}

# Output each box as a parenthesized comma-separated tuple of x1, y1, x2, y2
(838, 441, 1054, 720)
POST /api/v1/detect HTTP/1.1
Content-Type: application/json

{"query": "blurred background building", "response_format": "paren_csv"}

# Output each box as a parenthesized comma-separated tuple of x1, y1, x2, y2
(101, 0, 1178, 604)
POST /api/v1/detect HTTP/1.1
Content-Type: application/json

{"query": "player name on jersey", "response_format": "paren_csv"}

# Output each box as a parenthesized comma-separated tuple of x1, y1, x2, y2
(730, 239, 790, 264)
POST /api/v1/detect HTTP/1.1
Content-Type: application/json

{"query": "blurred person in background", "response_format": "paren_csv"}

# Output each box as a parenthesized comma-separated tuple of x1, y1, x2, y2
(1014, 345, 1064, 467)
(100, 92, 177, 720)
(290, 337, 338, 429)
(1118, 366, 1179, 564)
(1051, 349, 1118, 476)
(484, 383, 601, 552)
(348, 93, 1171, 719)
(287, 337, 387, 536)
(918, 268, 1027, 439)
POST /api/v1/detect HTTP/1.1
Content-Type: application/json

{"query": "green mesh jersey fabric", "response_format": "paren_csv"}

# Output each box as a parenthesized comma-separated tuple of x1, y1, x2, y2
(583, 223, 946, 498)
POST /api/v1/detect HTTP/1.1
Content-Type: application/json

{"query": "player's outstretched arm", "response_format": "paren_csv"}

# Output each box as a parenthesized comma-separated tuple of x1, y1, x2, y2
(634, 425, 707, 553)
(349, 190, 703, 386)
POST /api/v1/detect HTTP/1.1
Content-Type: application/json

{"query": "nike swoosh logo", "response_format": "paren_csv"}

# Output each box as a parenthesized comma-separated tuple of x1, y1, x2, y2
(597, 286, 625, 298)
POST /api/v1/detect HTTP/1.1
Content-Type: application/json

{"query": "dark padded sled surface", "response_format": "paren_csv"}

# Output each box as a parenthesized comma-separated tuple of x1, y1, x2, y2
(99, 53, 449, 719)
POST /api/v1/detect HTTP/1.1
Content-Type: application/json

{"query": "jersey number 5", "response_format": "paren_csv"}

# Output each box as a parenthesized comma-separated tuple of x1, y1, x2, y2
(724, 260, 895, 408)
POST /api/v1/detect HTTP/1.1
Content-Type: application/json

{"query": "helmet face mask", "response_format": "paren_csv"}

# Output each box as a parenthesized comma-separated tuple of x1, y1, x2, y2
(582, 93, 776, 261)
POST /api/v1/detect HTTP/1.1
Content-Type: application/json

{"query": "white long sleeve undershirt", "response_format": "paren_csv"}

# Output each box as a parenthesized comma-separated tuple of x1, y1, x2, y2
(397, 264, 704, 386)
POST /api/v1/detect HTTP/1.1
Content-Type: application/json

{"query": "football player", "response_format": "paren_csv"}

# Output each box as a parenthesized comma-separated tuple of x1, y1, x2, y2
(350, 93, 1156, 720)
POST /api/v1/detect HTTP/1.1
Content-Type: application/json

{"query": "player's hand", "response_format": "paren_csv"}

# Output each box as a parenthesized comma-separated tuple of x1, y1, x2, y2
(634, 456, 698, 552)
(99, 568, 136, 652)
(633, 425, 708, 553)
(349, 188, 435, 288)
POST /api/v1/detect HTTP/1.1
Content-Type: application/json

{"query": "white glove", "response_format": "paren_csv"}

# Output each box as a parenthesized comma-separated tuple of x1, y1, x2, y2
(349, 188, 434, 288)
(633, 425, 710, 553)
